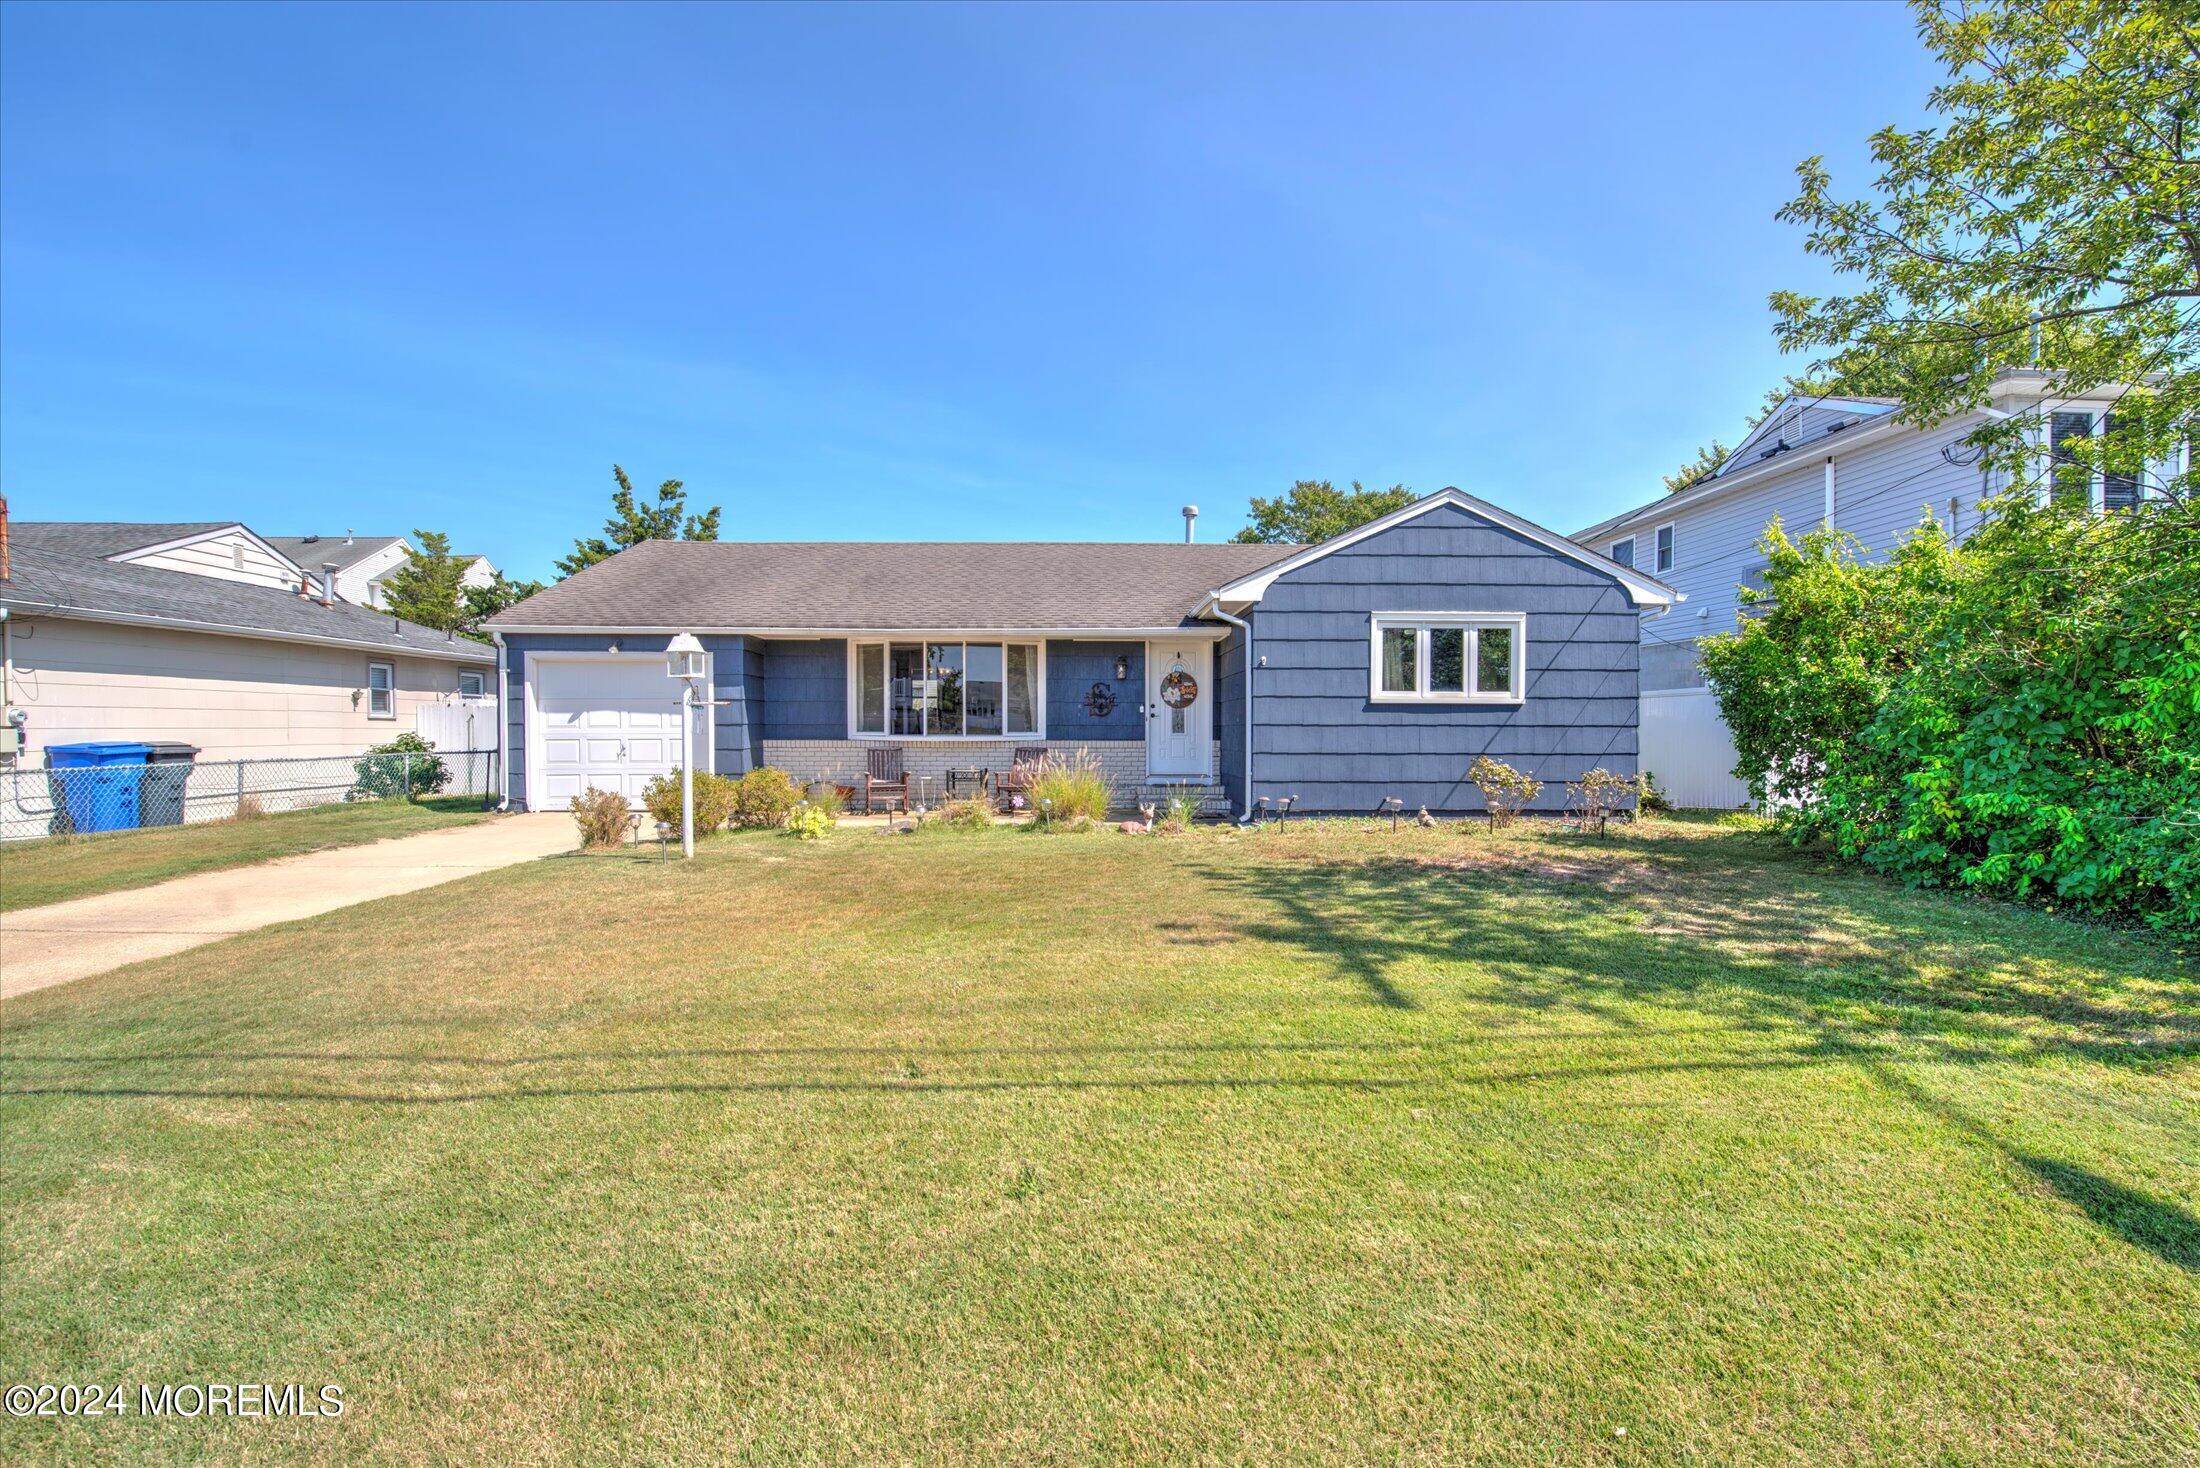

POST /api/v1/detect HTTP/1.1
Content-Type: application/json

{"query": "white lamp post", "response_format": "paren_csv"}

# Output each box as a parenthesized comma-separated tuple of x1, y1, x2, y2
(665, 633, 707, 858)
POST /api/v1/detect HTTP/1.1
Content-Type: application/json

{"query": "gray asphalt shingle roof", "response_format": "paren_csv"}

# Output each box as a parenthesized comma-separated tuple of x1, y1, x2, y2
(265, 535, 405, 572)
(487, 539, 1302, 631)
(2, 523, 493, 662)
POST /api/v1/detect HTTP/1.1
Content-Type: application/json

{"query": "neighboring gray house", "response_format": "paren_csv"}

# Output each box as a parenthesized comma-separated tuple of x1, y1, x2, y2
(485, 489, 1677, 817)
(1570, 369, 2182, 806)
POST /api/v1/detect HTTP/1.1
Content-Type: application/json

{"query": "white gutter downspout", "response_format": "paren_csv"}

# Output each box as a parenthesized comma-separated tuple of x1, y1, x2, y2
(1823, 457, 1836, 529)
(490, 630, 510, 811)
(1197, 595, 1255, 821)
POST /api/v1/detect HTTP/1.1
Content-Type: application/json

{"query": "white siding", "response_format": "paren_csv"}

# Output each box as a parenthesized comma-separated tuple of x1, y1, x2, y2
(4, 617, 485, 762)
(118, 530, 300, 590)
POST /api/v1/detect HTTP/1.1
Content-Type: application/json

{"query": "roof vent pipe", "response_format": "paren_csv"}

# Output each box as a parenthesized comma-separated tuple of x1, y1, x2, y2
(1182, 505, 1199, 543)
(320, 562, 339, 607)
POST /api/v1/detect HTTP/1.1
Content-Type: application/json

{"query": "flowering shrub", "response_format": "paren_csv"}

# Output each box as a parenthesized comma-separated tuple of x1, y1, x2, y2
(1467, 756, 1542, 827)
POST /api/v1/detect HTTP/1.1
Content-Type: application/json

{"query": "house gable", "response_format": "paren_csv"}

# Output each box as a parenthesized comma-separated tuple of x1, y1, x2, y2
(109, 525, 303, 591)
(1210, 489, 1677, 610)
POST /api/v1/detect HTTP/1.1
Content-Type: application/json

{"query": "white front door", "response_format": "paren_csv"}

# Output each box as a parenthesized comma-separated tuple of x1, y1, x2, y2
(1145, 640, 1213, 778)
(531, 655, 702, 806)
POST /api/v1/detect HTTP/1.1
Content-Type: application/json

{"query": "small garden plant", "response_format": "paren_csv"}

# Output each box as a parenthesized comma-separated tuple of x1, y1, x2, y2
(1567, 767, 1637, 830)
(1467, 755, 1541, 828)
(569, 787, 631, 850)
(932, 796, 996, 830)
(785, 802, 836, 841)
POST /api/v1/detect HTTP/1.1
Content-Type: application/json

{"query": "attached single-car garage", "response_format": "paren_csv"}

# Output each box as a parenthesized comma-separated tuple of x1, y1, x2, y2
(526, 653, 708, 807)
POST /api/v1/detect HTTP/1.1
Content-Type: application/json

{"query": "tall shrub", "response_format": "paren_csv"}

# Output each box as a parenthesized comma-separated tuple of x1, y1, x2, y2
(1701, 499, 2199, 931)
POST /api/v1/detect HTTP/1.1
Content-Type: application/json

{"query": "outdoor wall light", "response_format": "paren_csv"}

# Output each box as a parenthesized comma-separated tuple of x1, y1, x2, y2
(1114, 655, 1129, 680)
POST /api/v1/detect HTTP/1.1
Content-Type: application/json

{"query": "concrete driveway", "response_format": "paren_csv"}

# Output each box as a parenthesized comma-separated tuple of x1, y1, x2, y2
(1, 813, 576, 998)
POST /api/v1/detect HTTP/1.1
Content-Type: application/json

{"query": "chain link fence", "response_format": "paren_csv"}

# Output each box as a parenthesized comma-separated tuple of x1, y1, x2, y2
(1, 749, 499, 844)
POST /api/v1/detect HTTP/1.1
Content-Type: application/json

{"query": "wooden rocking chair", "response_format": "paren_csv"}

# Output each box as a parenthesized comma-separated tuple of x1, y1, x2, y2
(864, 746, 915, 814)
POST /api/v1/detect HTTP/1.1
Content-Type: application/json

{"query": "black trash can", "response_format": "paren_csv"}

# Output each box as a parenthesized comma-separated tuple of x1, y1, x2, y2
(138, 742, 201, 827)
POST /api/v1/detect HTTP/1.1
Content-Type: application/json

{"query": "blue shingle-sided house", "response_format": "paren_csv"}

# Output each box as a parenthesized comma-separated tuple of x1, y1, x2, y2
(485, 489, 1677, 817)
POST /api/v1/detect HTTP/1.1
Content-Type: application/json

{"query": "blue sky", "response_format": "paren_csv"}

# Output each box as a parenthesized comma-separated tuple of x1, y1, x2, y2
(0, 1, 1940, 580)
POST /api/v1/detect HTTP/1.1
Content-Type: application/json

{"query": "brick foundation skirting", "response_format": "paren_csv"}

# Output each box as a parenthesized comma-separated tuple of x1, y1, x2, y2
(758, 739, 1224, 816)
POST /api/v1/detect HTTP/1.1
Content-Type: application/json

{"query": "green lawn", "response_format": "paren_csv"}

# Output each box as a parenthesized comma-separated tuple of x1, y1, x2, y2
(1, 817, 2193, 1463)
(0, 796, 491, 912)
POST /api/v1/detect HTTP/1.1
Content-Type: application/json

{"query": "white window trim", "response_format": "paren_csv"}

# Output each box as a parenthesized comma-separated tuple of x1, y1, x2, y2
(458, 670, 486, 698)
(366, 660, 397, 720)
(1610, 536, 1635, 569)
(1653, 521, 1675, 574)
(844, 637, 1048, 740)
(1367, 612, 1526, 705)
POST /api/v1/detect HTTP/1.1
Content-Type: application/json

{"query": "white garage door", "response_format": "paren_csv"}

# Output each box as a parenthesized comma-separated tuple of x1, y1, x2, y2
(533, 656, 702, 806)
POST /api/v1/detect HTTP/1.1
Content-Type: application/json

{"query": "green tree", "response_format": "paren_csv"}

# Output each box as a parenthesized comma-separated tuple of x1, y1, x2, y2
(1770, 0, 2200, 507)
(556, 465, 722, 577)
(378, 529, 467, 632)
(461, 573, 546, 639)
(1231, 480, 1415, 544)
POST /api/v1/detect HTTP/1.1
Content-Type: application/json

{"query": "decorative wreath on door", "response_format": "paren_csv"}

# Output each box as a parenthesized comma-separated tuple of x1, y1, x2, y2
(1159, 668, 1199, 709)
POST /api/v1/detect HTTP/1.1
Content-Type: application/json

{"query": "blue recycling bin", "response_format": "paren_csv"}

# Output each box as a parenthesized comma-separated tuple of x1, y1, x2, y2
(45, 741, 153, 834)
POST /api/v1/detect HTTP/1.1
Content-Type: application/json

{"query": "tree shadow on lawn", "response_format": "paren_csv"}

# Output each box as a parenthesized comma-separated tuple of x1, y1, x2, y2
(1191, 840, 2198, 1068)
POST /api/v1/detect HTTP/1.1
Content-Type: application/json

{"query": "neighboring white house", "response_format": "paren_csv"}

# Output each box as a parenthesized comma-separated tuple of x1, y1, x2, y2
(1571, 369, 2180, 807)
(267, 533, 499, 611)
(1, 520, 496, 768)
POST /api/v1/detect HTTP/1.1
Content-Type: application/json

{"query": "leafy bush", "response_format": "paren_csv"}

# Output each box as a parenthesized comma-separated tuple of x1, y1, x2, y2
(352, 732, 451, 800)
(730, 767, 801, 829)
(1467, 756, 1542, 827)
(800, 780, 847, 815)
(641, 769, 737, 834)
(1637, 771, 1673, 816)
(1028, 750, 1112, 827)
(1700, 499, 2200, 932)
(786, 802, 836, 841)
(569, 787, 631, 850)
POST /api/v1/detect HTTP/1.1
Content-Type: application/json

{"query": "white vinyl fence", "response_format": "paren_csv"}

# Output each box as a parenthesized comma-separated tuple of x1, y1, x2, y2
(415, 697, 499, 754)
(1640, 688, 1753, 810)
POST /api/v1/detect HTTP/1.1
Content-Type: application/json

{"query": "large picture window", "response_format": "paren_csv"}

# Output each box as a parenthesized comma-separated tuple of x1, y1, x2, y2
(852, 640, 1043, 737)
(1368, 614, 1524, 704)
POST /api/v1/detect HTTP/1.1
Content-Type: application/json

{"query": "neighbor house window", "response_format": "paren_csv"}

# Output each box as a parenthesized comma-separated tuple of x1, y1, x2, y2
(1610, 537, 1635, 568)
(458, 670, 486, 698)
(1654, 523, 1675, 574)
(1369, 614, 1525, 703)
(2103, 412, 2143, 511)
(367, 660, 395, 719)
(851, 640, 1042, 737)
(2050, 410, 2096, 506)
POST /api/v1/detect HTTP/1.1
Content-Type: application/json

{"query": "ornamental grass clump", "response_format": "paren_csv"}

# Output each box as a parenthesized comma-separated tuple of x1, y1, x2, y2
(1467, 756, 1542, 828)
(1028, 750, 1112, 829)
